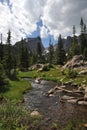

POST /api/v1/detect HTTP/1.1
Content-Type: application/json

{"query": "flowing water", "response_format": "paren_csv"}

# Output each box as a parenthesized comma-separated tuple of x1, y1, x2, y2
(24, 78, 87, 129)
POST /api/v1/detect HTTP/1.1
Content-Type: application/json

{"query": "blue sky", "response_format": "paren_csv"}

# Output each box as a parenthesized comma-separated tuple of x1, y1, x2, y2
(0, 0, 87, 47)
(29, 19, 57, 47)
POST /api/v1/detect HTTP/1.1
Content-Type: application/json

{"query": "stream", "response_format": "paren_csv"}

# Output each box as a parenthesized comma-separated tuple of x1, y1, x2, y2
(24, 78, 87, 129)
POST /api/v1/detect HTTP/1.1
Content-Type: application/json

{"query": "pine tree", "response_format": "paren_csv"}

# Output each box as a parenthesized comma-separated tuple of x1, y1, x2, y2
(80, 18, 87, 54)
(19, 38, 29, 70)
(80, 17, 84, 34)
(3, 30, 13, 77)
(48, 39, 54, 65)
(37, 38, 42, 63)
(55, 34, 66, 65)
(70, 25, 80, 56)
(84, 24, 86, 34)
(84, 48, 87, 61)
(0, 34, 3, 62)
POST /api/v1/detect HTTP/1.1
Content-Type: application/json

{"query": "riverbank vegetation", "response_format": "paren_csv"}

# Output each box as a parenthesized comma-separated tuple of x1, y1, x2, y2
(18, 66, 87, 86)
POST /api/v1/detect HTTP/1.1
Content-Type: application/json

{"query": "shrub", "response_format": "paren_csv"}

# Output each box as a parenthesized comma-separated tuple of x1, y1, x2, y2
(10, 69, 18, 80)
(0, 63, 9, 92)
(0, 102, 42, 130)
(66, 68, 78, 78)
(42, 65, 50, 71)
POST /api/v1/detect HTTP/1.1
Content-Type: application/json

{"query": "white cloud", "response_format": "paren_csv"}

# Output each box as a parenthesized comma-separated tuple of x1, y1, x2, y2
(42, 0, 87, 39)
(0, 0, 87, 45)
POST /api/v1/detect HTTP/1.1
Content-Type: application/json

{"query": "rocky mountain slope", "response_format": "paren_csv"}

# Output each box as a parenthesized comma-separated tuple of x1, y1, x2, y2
(14, 36, 44, 54)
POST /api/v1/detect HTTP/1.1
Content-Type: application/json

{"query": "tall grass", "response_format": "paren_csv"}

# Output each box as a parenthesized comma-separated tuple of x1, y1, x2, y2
(2, 79, 32, 102)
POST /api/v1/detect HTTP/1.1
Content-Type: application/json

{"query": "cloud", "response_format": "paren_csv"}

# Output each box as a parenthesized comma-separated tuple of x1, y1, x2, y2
(42, 0, 87, 39)
(0, 0, 87, 45)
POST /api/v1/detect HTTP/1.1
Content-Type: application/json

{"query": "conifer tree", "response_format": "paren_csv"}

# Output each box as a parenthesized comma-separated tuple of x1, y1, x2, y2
(70, 25, 80, 56)
(37, 37, 42, 63)
(55, 34, 66, 65)
(3, 30, 13, 77)
(80, 18, 87, 54)
(48, 39, 54, 65)
(0, 34, 3, 62)
(80, 17, 84, 34)
(19, 38, 29, 70)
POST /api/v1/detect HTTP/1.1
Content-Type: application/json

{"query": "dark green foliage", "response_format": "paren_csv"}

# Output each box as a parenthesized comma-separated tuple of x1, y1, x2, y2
(42, 64, 50, 71)
(0, 102, 28, 130)
(2, 30, 14, 78)
(0, 102, 42, 130)
(83, 48, 87, 61)
(30, 53, 37, 65)
(10, 69, 18, 80)
(0, 34, 3, 62)
(80, 33, 87, 54)
(79, 18, 87, 55)
(37, 38, 43, 63)
(55, 34, 66, 65)
(48, 40, 54, 65)
(19, 38, 29, 70)
(0, 63, 8, 92)
(66, 68, 78, 78)
(80, 17, 84, 34)
(37, 41, 42, 57)
(62, 120, 84, 130)
(70, 36, 80, 57)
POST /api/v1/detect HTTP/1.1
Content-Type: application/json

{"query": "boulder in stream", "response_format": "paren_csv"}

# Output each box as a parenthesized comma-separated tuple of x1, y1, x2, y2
(30, 110, 41, 117)
(61, 95, 75, 100)
(35, 78, 41, 84)
(78, 101, 87, 105)
(84, 87, 87, 101)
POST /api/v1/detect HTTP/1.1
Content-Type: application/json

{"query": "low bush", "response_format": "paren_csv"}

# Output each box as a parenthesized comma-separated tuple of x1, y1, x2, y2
(0, 63, 9, 92)
(42, 65, 50, 71)
(0, 102, 42, 130)
(66, 68, 78, 78)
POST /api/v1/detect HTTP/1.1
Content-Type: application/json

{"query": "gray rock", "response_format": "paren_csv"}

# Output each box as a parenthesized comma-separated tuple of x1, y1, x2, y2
(63, 55, 83, 68)
(30, 110, 41, 116)
(78, 101, 87, 105)
(79, 70, 87, 75)
(84, 87, 87, 101)
(61, 95, 75, 100)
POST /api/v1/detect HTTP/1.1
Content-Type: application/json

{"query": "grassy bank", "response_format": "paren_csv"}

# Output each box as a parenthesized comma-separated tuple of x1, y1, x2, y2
(0, 79, 43, 130)
(0, 66, 87, 130)
(18, 67, 87, 86)
(2, 79, 32, 102)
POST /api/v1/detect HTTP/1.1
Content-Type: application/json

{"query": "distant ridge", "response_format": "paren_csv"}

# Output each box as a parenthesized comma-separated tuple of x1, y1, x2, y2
(15, 36, 44, 53)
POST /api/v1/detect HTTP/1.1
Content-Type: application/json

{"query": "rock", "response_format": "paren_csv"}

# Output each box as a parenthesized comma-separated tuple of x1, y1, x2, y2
(37, 67, 43, 72)
(78, 101, 87, 105)
(49, 94, 54, 97)
(30, 64, 43, 70)
(30, 110, 41, 116)
(79, 70, 87, 75)
(84, 94, 87, 101)
(84, 123, 87, 128)
(47, 89, 54, 95)
(54, 85, 66, 91)
(63, 55, 83, 68)
(61, 95, 75, 100)
(85, 87, 87, 93)
(67, 99, 77, 104)
(63, 81, 72, 86)
(35, 78, 41, 84)
(84, 87, 87, 101)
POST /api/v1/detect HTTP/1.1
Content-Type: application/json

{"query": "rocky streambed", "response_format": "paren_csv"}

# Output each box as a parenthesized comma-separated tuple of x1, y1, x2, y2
(24, 78, 87, 129)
